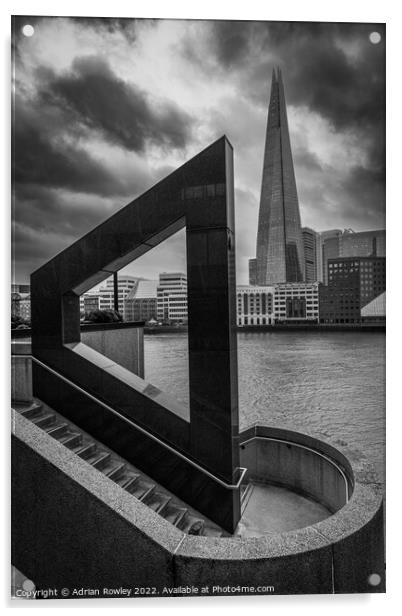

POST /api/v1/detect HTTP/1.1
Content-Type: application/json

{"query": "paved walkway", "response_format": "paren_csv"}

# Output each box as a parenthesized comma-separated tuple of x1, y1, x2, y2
(236, 482, 331, 538)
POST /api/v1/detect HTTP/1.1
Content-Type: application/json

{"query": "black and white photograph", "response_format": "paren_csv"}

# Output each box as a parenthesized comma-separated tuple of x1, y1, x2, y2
(10, 10, 386, 601)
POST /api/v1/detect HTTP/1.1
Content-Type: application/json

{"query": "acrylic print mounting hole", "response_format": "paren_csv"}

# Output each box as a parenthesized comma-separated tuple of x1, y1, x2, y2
(22, 24, 34, 37)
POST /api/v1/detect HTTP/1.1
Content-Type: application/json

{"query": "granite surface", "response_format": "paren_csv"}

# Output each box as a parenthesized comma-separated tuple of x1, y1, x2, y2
(12, 412, 384, 595)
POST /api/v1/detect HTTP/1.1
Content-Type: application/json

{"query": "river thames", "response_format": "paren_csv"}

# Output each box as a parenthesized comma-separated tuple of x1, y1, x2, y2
(145, 331, 385, 484)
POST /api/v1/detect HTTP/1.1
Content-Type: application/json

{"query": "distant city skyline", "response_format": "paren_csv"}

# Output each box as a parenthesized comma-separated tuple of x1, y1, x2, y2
(12, 18, 385, 284)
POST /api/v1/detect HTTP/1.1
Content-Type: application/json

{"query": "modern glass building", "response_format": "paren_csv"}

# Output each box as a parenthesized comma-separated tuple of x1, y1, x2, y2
(321, 229, 385, 284)
(254, 68, 305, 285)
(156, 272, 188, 323)
(79, 275, 139, 316)
(124, 280, 158, 323)
(302, 227, 322, 283)
(248, 258, 257, 285)
(319, 256, 386, 324)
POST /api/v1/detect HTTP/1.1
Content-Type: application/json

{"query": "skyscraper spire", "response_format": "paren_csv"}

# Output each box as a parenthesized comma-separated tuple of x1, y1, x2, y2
(253, 69, 305, 284)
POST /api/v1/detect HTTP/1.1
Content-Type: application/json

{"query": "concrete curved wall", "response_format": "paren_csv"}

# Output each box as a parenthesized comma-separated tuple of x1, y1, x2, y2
(12, 412, 384, 596)
(239, 425, 352, 513)
(173, 425, 384, 594)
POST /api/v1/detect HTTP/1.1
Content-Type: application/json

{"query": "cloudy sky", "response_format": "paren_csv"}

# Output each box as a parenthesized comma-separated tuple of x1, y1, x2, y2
(12, 17, 385, 285)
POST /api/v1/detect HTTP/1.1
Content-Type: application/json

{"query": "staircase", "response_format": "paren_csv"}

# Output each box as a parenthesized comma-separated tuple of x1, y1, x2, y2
(13, 400, 226, 538)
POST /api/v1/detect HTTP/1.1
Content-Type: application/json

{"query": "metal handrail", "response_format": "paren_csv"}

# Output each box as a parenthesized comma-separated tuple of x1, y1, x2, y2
(18, 354, 247, 490)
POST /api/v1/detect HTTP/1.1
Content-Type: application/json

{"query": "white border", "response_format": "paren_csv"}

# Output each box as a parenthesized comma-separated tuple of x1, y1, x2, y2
(2, 1, 400, 613)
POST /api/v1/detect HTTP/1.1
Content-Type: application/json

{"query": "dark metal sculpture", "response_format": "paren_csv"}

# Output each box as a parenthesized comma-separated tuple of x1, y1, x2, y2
(31, 136, 241, 532)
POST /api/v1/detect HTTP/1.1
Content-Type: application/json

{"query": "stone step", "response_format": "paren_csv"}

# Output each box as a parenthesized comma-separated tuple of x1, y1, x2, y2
(16, 401, 226, 538)
(118, 474, 140, 492)
(31, 413, 56, 429)
(74, 442, 97, 459)
(89, 452, 111, 470)
(132, 481, 155, 502)
(104, 463, 126, 481)
(46, 423, 69, 438)
(19, 403, 43, 419)
(59, 432, 82, 449)
(163, 505, 187, 527)
(145, 491, 171, 514)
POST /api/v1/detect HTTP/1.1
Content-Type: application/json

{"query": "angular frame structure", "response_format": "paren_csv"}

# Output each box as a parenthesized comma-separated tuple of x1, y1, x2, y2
(31, 136, 241, 532)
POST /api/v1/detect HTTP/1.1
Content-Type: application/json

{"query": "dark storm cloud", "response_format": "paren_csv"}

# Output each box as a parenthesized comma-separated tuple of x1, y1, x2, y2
(207, 20, 385, 133)
(69, 16, 141, 42)
(293, 148, 323, 174)
(179, 20, 255, 77)
(209, 20, 253, 68)
(12, 18, 386, 283)
(12, 184, 115, 236)
(13, 96, 126, 196)
(13, 161, 176, 243)
(296, 160, 385, 231)
(205, 20, 385, 228)
(12, 52, 186, 276)
(12, 221, 78, 281)
(341, 165, 385, 223)
(13, 221, 75, 262)
(280, 32, 385, 134)
(39, 55, 194, 153)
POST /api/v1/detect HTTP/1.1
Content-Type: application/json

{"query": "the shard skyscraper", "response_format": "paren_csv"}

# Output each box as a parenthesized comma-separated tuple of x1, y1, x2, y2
(250, 68, 305, 285)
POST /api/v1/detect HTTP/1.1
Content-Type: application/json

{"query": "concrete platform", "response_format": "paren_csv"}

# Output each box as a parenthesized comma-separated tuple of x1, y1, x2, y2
(236, 482, 331, 538)
(12, 411, 385, 594)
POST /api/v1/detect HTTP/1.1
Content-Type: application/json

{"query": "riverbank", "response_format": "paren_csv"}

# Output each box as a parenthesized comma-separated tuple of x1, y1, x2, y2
(144, 323, 385, 334)
(237, 323, 385, 333)
(11, 322, 385, 339)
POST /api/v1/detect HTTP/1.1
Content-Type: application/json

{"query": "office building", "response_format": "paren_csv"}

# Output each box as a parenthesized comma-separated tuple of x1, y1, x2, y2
(124, 280, 158, 323)
(319, 256, 386, 324)
(83, 294, 100, 315)
(80, 275, 138, 318)
(12, 283, 30, 294)
(302, 227, 322, 282)
(248, 258, 257, 285)
(341, 229, 385, 259)
(274, 282, 319, 323)
(320, 229, 343, 284)
(11, 292, 31, 321)
(98, 276, 139, 315)
(237, 285, 275, 326)
(321, 229, 385, 284)
(252, 68, 305, 285)
(157, 273, 188, 323)
(236, 282, 319, 326)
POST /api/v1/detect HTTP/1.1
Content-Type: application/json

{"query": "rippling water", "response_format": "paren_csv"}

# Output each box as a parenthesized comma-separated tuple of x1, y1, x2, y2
(144, 331, 385, 483)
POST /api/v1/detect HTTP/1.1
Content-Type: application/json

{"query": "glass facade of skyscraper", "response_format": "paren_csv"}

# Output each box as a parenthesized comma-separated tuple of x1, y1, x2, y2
(254, 69, 305, 285)
(319, 256, 386, 324)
